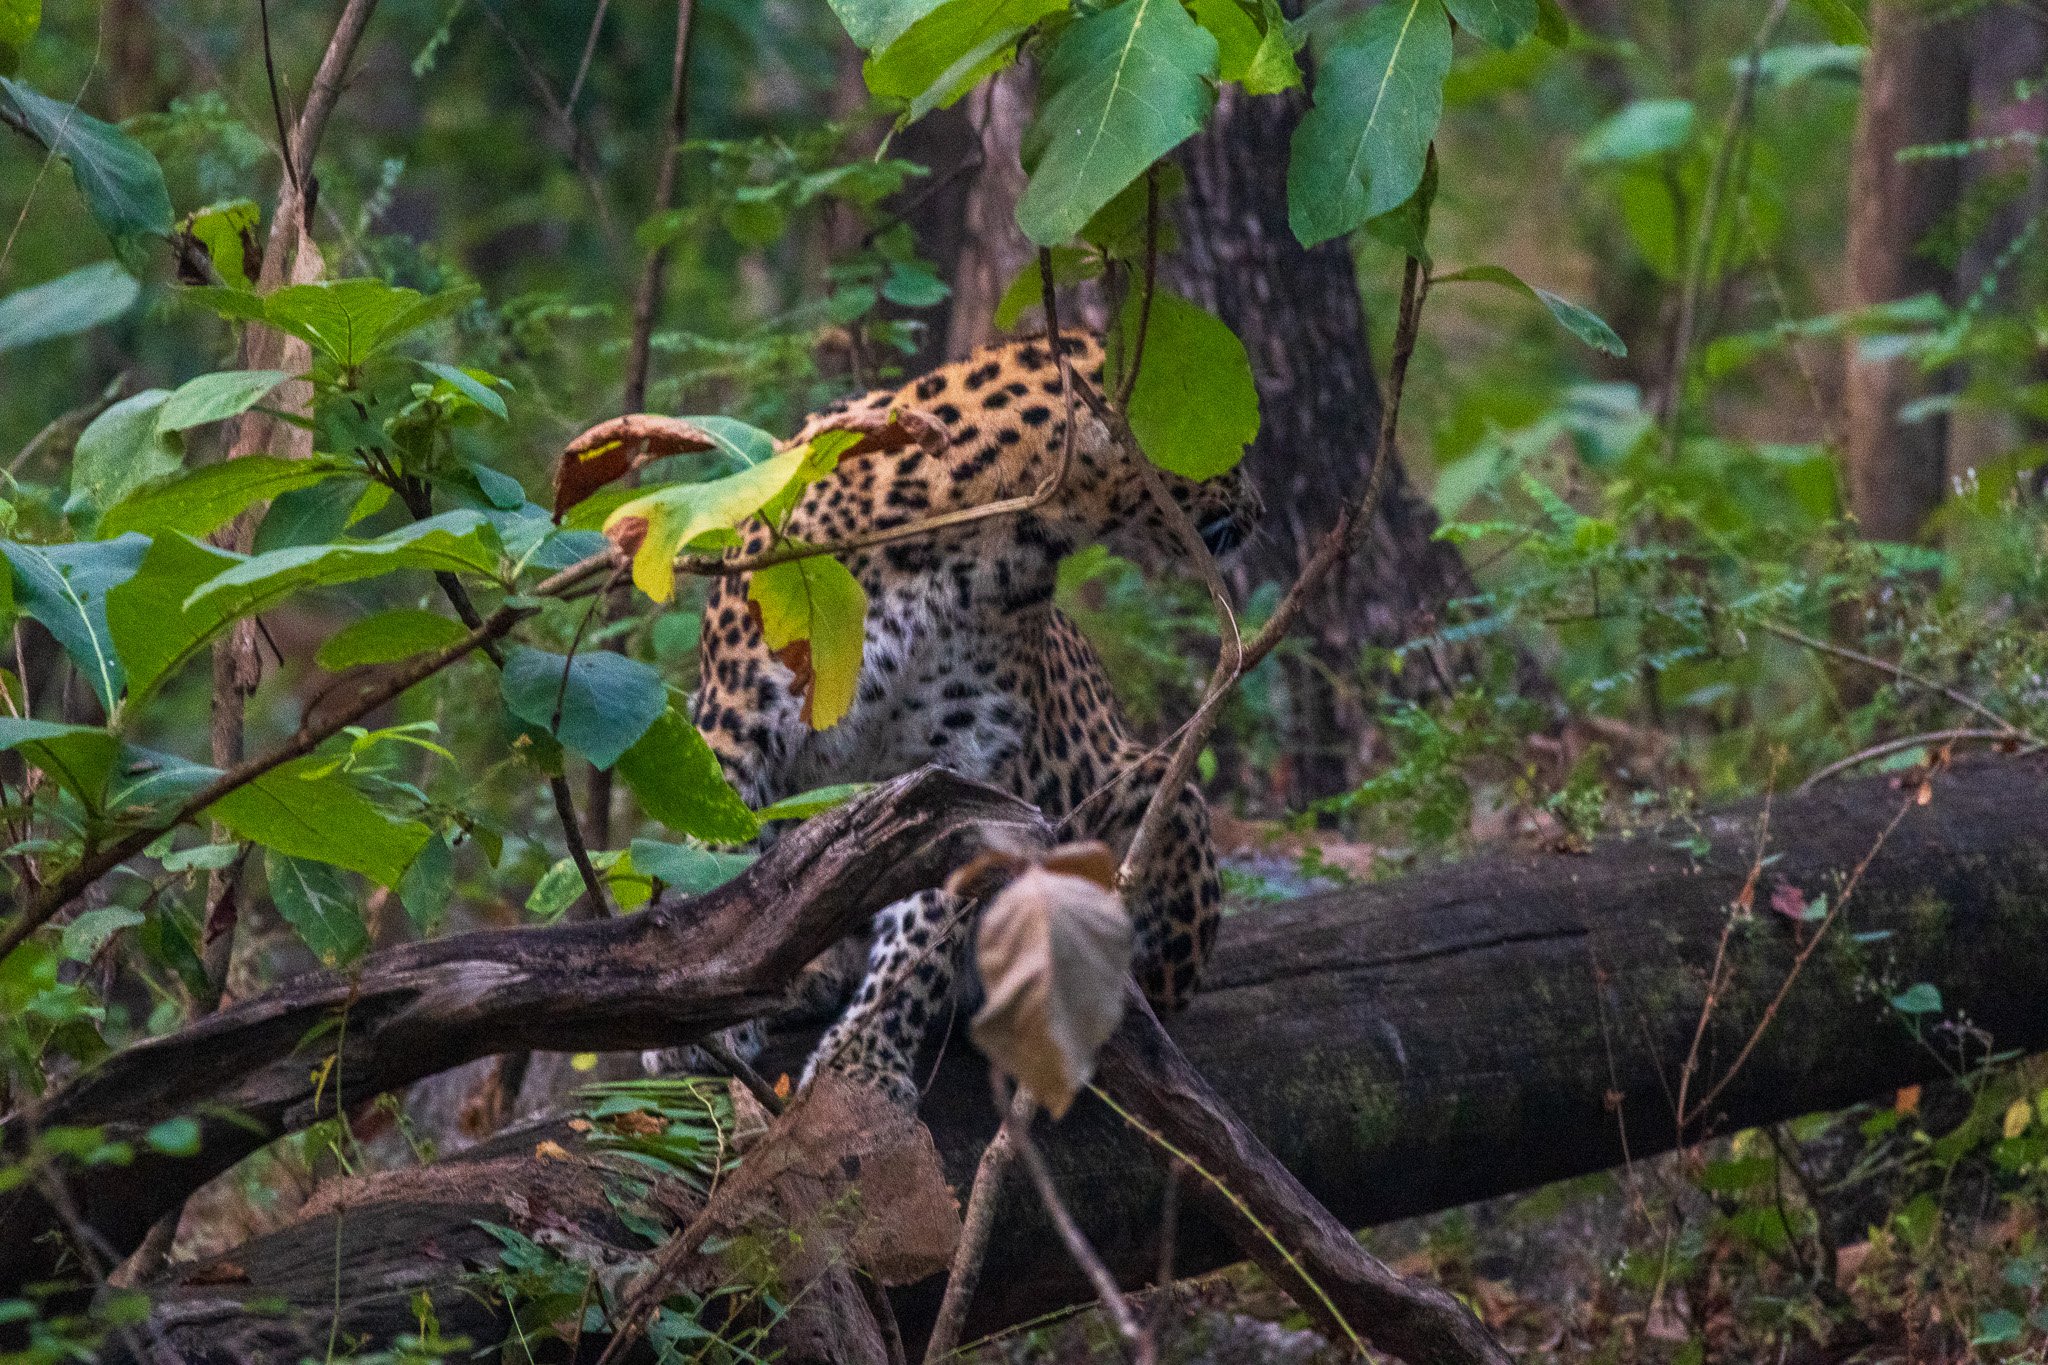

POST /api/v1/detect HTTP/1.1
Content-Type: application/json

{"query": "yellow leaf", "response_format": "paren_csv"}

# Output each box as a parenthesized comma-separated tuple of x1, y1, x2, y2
(970, 866, 1133, 1119)
(2004, 1098, 2033, 1140)
(569, 1051, 599, 1072)
(534, 1139, 574, 1161)
(748, 552, 868, 729)
(604, 444, 808, 603)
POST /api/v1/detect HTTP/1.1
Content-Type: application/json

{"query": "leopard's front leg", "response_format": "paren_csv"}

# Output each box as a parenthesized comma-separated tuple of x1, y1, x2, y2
(1081, 748, 1223, 1011)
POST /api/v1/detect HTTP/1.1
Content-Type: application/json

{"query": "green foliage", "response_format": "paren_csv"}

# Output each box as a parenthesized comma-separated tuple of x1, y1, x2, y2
(1287, 0, 1452, 247)
(0, 260, 136, 353)
(0, 75, 172, 256)
(1111, 290, 1260, 479)
(1016, 0, 1219, 246)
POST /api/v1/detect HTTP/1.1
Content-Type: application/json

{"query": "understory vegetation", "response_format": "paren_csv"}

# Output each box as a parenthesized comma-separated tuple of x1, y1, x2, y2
(3, 0, 2048, 1360)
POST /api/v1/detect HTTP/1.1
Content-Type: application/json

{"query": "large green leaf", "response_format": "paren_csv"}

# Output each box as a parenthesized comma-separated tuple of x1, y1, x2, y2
(0, 534, 147, 709)
(184, 510, 504, 621)
(500, 646, 667, 771)
(209, 755, 430, 887)
(0, 76, 172, 251)
(865, 0, 1063, 119)
(629, 839, 756, 895)
(264, 851, 369, 967)
(155, 369, 290, 433)
(1442, 0, 1536, 48)
(1112, 290, 1259, 480)
(616, 698, 759, 844)
(748, 553, 868, 730)
(317, 607, 471, 671)
(1287, 0, 1452, 248)
(182, 278, 478, 370)
(1194, 0, 1299, 94)
(72, 389, 183, 513)
(605, 445, 809, 602)
(1434, 264, 1628, 356)
(0, 717, 118, 808)
(1016, 0, 1219, 247)
(829, 0, 947, 50)
(99, 455, 353, 540)
(1571, 98, 1696, 168)
(0, 260, 137, 353)
(105, 532, 245, 711)
(1795, 0, 1866, 45)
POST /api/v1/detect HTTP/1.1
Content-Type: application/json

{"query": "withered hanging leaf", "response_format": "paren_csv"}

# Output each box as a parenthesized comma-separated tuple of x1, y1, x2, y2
(787, 404, 949, 460)
(552, 413, 720, 519)
(971, 861, 1132, 1119)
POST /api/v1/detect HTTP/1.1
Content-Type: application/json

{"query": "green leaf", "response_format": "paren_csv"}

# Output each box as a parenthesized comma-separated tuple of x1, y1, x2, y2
(1794, 0, 1866, 45)
(525, 856, 591, 919)
(1362, 151, 1438, 262)
(1889, 982, 1943, 1016)
(1113, 291, 1259, 479)
(629, 839, 756, 895)
(605, 446, 810, 603)
(748, 553, 868, 730)
(0, 0, 38, 74)
(100, 455, 352, 540)
(416, 360, 508, 420)
(73, 390, 183, 512)
(253, 474, 370, 553)
(106, 533, 245, 712)
(396, 833, 453, 933)
(881, 259, 951, 308)
(0, 261, 137, 354)
(829, 0, 947, 50)
(264, 850, 369, 967)
(156, 370, 290, 433)
(754, 782, 870, 822)
(1193, 0, 1262, 82)
(865, 0, 1066, 121)
(182, 199, 259, 288)
(1016, 0, 1219, 246)
(60, 906, 143, 963)
(0, 717, 119, 807)
(615, 698, 759, 844)
(993, 247, 1103, 331)
(0, 76, 172, 252)
(1286, 0, 1453, 247)
(1533, 0, 1569, 43)
(0, 535, 147, 710)
(1571, 97, 1696, 168)
(317, 608, 470, 671)
(1433, 265, 1628, 356)
(142, 1115, 201, 1157)
(500, 646, 667, 771)
(185, 510, 504, 622)
(1443, 0, 1536, 48)
(1971, 1310, 2023, 1347)
(182, 278, 478, 369)
(211, 757, 430, 888)
(1239, 0, 1304, 93)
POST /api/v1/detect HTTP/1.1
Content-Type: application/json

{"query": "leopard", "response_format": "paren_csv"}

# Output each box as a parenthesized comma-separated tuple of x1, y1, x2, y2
(691, 331, 1261, 1108)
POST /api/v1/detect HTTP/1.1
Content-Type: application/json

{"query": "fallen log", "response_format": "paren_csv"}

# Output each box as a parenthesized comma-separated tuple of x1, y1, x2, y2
(41, 757, 2048, 1358)
(0, 767, 1050, 1294)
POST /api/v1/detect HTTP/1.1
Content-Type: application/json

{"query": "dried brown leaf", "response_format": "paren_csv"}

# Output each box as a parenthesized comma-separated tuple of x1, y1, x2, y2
(788, 405, 949, 460)
(552, 414, 720, 518)
(970, 865, 1132, 1119)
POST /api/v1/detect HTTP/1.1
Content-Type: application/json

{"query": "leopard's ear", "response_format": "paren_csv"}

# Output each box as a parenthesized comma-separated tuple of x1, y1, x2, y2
(785, 406, 949, 460)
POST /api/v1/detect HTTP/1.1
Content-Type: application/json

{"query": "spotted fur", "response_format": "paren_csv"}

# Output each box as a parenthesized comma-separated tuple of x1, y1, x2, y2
(692, 333, 1260, 1106)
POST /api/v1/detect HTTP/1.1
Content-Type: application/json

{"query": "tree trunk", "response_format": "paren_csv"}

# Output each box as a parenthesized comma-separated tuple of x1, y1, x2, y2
(1843, 2, 1971, 541)
(939, 68, 1546, 806)
(63, 756, 2048, 1359)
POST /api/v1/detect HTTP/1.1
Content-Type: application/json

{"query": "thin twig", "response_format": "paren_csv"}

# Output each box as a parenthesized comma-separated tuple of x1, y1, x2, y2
(623, 0, 696, 414)
(1115, 247, 1431, 891)
(1756, 618, 2033, 739)
(565, 0, 612, 112)
(1012, 1101, 1153, 1365)
(1684, 786, 1920, 1128)
(1800, 728, 2022, 791)
(1658, 0, 1792, 461)
(257, 0, 300, 199)
(924, 1087, 1035, 1363)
